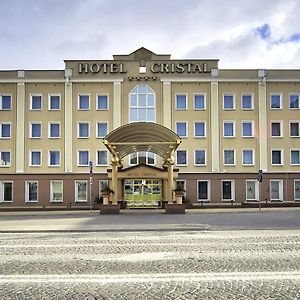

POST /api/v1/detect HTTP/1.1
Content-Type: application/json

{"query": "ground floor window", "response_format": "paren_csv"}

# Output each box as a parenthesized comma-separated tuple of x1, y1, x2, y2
(25, 181, 38, 202)
(197, 180, 210, 201)
(0, 181, 12, 202)
(294, 180, 300, 201)
(270, 180, 283, 201)
(75, 180, 87, 202)
(246, 180, 258, 201)
(222, 180, 235, 201)
(50, 181, 63, 202)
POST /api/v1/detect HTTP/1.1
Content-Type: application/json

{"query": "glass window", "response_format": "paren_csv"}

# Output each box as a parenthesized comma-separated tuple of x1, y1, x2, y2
(272, 150, 282, 165)
(176, 150, 187, 165)
(30, 151, 41, 166)
(290, 122, 300, 137)
(129, 152, 155, 166)
(78, 123, 89, 138)
(0, 95, 12, 110)
(176, 122, 187, 138)
(294, 180, 300, 201)
(99, 180, 109, 195)
(78, 95, 90, 110)
(224, 150, 235, 165)
(270, 180, 282, 201)
(49, 123, 60, 138)
(271, 122, 282, 137)
(0, 182, 12, 202)
(26, 181, 38, 202)
(176, 94, 187, 110)
(97, 150, 108, 166)
(246, 180, 257, 201)
(242, 94, 253, 110)
(243, 150, 254, 165)
(49, 95, 60, 110)
(194, 94, 205, 110)
(222, 180, 234, 200)
(78, 150, 89, 166)
(97, 122, 108, 138)
(242, 122, 253, 137)
(0, 123, 11, 138)
(97, 95, 108, 110)
(50, 181, 63, 202)
(224, 122, 235, 137)
(30, 123, 41, 138)
(223, 94, 234, 110)
(49, 151, 60, 166)
(0, 151, 11, 166)
(75, 181, 87, 202)
(195, 150, 206, 166)
(290, 94, 299, 109)
(194, 122, 205, 137)
(31, 95, 42, 110)
(270, 94, 281, 109)
(198, 181, 210, 201)
(291, 150, 300, 165)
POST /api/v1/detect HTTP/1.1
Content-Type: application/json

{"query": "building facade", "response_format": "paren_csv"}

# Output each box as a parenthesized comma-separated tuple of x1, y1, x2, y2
(0, 47, 300, 209)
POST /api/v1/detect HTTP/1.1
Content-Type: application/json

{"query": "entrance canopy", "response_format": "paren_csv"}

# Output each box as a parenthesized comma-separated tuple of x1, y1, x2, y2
(103, 122, 182, 163)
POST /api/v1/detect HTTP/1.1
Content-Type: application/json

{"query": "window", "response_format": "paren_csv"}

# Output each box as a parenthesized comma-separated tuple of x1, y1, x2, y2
(243, 149, 254, 165)
(194, 122, 206, 138)
(25, 181, 38, 202)
(99, 180, 109, 195)
(75, 181, 87, 202)
(271, 149, 283, 165)
(50, 181, 63, 202)
(197, 181, 210, 201)
(294, 180, 300, 201)
(176, 180, 186, 195)
(246, 180, 258, 201)
(97, 122, 108, 138)
(176, 122, 187, 138)
(271, 122, 282, 137)
(290, 94, 300, 109)
(129, 85, 155, 122)
(291, 150, 300, 165)
(0, 95, 12, 110)
(30, 95, 42, 110)
(0, 151, 11, 166)
(242, 94, 253, 110)
(222, 180, 235, 201)
(176, 150, 187, 166)
(176, 94, 187, 110)
(129, 152, 155, 165)
(224, 149, 235, 165)
(78, 95, 90, 110)
(30, 123, 41, 138)
(78, 150, 89, 166)
(97, 150, 108, 166)
(290, 122, 300, 137)
(242, 121, 254, 137)
(30, 151, 41, 166)
(0, 123, 11, 138)
(0, 182, 13, 202)
(96, 95, 108, 110)
(223, 121, 235, 137)
(270, 180, 283, 201)
(49, 150, 60, 166)
(195, 150, 206, 166)
(49, 122, 60, 138)
(270, 94, 282, 109)
(223, 94, 235, 110)
(48, 94, 60, 110)
(78, 122, 89, 138)
(194, 94, 206, 110)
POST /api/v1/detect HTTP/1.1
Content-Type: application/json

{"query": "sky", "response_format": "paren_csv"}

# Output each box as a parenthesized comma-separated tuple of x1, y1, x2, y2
(1, 0, 300, 70)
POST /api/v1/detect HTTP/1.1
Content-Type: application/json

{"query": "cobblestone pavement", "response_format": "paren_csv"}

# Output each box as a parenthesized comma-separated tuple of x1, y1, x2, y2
(0, 230, 299, 299)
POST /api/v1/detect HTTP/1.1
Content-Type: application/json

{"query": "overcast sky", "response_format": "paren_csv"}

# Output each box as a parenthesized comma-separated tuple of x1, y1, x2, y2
(1, 0, 300, 70)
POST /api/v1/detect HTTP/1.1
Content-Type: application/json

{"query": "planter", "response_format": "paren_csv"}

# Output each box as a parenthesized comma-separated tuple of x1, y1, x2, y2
(99, 204, 120, 215)
(165, 203, 186, 214)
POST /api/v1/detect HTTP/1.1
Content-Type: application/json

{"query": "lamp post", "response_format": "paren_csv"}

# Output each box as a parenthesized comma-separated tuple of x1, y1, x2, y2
(89, 161, 93, 213)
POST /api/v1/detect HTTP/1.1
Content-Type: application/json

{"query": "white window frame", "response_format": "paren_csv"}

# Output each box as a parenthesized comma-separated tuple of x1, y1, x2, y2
(25, 181, 38, 203)
(194, 121, 206, 138)
(48, 150, 61, 167)
(194, 149, 206, 166)
(294, 180, 300, 201)
(29, 150, 42, 167)
(78, 94, 90, 111)
(77, 150, 89, 166)
(0, 150, 11, 167)
(245, 180, 258, 202)
(77, 122, 90, 139)
(96, 94, 109, 110)
(289, 93, 300, 109)
(30, 94, 42, 110)
(0, 94, 12, 110)
(0, 181, 13, 203)
(48, 94, 61, 110)
(241, 93, 254, 110)
(222, 180, 235, 201)
(175, 93, 188, 110)
(223, 121, 235, 138)
(197, 180, 210, 202)
(223, 149, 236, 166)
(242, 121, 254, 138)
(289, 121, 300, 137)
(30, 122, 42, 139)
(75, 180, 88, 202)
(270, 180, 283, 201)
(270, 93, 282, 110)
(50, 180, 63, 203)
(0, 122, 11, 139)
(290, 149, 300, 166)
(96, 121, 108, 138)
(270, 121, 283, 138)
(242, 149, 255, 166)
(48, 122, 60, 139)
(176, 150, 188, 166)
(96, 150, 108, 166)
(193, 93, 206, 110)
(176, 121, 188, 138)
(129, 152, 156, 166)
(223, 93, 235, 110)
(271, 149, 284, 166)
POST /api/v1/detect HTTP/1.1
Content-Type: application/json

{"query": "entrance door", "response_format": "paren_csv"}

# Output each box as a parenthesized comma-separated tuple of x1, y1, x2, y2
(124, 179, 162, 208)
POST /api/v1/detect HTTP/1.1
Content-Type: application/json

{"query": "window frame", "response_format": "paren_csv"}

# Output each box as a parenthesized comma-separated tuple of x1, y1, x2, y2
(223, 149, 236, 166)
(223, 93, 235, 110)
(270, 121, 283, 138)
(50, 180, 63, 203)
(0, 94, 12, 110)
(176, 149, 188, 166)
(30, 122, 42, 139)
(78, 94, 90, 111)
(241, 93, 254, 110)
(77, 122, 90, 139)
(175, 93, 188, 110)
(221, 180, 235, 201)
(0, 122, 11, 139)
(96, 94, 109, 110)
(25, 181, 38, 203)
(194, 149, 206, 166)
(289, 121, 300, 137)
(294, 180, 300, 201)
(96, 150, 108, 166)
(75, 180, 88, 202)
(176, 121, 188, 138)
(48, 122, 60, 139)
(0, 181, 13, 203)
(245, 180, 258, 202)
(290, 149, 300, 166)
(48, 150, 61, 167)
(270, 93, 282, 110)
(223, 121, 235, 138)
(194, 121, 206, 138)
(242, 120, 254, 138)
(30, 94, 42, 110)
(48, 94, 61, 110)
(271, 149, 284, 166)
(29, 150, 42, 167)
(197, 180, 210, 202)
(270, 179, 283, 201)
(193, 93, 206, 110)
(289, 93, 300, 109)
(77, 150, 89, 166)
(96, 122, 108, 138)
(0, 150, 11, 167)
(242, 149, 255, 166)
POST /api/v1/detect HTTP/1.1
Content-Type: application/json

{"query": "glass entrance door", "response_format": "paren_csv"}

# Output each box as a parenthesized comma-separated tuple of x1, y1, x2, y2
(124, 179, 162, 208)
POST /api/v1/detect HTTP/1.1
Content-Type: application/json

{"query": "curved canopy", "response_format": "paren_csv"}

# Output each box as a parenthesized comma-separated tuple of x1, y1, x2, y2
(103, 122, 182, 162)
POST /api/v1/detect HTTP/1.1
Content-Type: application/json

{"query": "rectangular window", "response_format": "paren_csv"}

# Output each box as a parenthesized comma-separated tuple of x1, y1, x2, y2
(97, 122, 108, 138)
(50, 181, 63, 202)
(78, 150, 89, 166)
(0, 95, 12, 110)
(0, 182, 13, 202)
(223, 94, 235, 110)
(49, 94, 60, 110)
(294, 180, 300, 201)
(224, 150, 235, 165)
(0, 151, 11, 166)
(25, 181, 38, 202)
(176, 94, 187, 110)
(49, 150, 60, 166)
(30, 123, 42, 138)
(290, 122, 300, 137)
(129, 152, 155, 166)
(97, 150, 108, 166)
(75, 181, 87, 202)
(99, 180, 109, 195)
(271, 149, 283, 165)
(222, 180, 235, 201)
(30, 95, 42, 110)
(197, 181, 210, 201)
(223, 121, 235, 137)
(270, 180, 283, 201)
(242, 121, 254, 137)
(194, 94, 206, 110)
(78, 95, 90, 110)
(243, 149, 254, 165)
(242, 94, 253, 110)
(176, 150, 187, 166)
(194, 122, 206, 138)
(30, 151, 41, 166)
(194, 150, 206, 166)
(49, 122, 60, 138)
(290, 94, 300, 109)
(96, 95, 108, 110)
(291, 150, 300, 165)
(176, 122, 187, 138)
(246, 180, 258, 201)
(78, 122, 89, 138)
(270, 94, 282, 109)
(271, 122, 282, 137)
(0, 123, 11, 138)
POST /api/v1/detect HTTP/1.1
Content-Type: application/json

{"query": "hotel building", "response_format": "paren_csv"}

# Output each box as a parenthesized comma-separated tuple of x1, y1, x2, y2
(0, 47, 300, 209)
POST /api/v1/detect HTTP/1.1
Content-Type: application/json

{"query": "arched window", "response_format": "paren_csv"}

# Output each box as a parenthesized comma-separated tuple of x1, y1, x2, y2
(129, 84, 155, 122)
